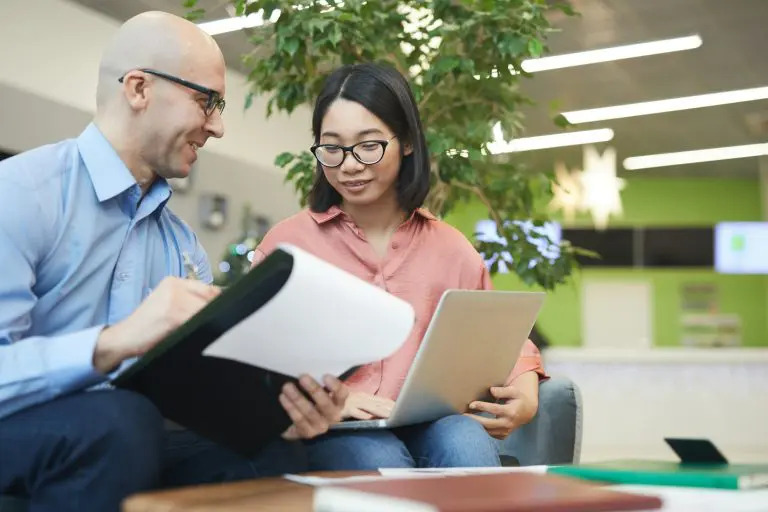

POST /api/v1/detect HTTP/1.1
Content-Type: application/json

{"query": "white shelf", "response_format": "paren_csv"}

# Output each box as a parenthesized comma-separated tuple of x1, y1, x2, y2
(544, 347, 768, 364)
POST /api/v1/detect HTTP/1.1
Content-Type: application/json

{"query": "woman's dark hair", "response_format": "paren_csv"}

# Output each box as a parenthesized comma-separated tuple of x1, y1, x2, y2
(307, 62, 431, 213)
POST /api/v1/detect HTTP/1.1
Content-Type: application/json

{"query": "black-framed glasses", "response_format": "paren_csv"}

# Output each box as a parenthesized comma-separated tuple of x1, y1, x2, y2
(118, 68, 226, 116)
(310, 135, 396, 168)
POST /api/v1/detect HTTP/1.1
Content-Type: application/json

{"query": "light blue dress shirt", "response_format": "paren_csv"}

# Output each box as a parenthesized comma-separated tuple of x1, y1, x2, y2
(0, 123, 212, 421)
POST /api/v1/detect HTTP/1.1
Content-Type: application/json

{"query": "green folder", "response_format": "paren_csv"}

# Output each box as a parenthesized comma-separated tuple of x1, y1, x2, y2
(549, 460, 768, 490)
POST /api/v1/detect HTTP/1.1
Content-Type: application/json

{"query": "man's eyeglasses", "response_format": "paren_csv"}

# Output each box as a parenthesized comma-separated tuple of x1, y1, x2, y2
(118, 68, 226, 117)
(310, 136, 396, 168)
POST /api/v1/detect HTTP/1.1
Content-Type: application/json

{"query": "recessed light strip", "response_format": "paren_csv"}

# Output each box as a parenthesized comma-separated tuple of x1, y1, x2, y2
(487, 127, 614, 154)
(563, 86, 768, 124)
(623, 143, 768, 170)
(198, 12, 701, 75)
(522, 35, 702, 73)
(197, 9, 280, 35)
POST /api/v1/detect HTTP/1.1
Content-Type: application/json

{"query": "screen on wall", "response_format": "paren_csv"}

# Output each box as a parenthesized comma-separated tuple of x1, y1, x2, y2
(714, 222, 768, 274)
(643, 227, 714, 267)
(561, 227, 635, 267)
(475, 219, 561, 273)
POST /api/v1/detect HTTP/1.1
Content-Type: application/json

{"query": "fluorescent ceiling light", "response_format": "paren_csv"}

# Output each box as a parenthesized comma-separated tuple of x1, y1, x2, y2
(487, 125, 614, 154)
(199, 12, 700, 77)
(522, 35, 702, 73)
(623, 143, 768, 170)
(563, 86, 768, 124)
(198, 9, 280, 35)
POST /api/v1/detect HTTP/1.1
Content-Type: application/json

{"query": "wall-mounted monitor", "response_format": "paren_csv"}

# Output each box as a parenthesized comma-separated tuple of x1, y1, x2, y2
(475, 219, 561, 273)
(714, 222, 768, 275)
(643, 227, 713, 267)
(562, 227, 636, 267)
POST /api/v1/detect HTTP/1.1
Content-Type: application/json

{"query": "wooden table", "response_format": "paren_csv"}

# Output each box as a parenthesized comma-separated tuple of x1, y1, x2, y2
(121, 472, 371, 512)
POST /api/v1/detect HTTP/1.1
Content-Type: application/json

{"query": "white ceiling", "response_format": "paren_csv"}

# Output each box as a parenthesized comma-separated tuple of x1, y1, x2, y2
(69, 0, 768, 179)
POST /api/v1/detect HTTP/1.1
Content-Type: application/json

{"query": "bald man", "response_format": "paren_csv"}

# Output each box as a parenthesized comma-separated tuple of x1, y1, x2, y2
(0, 11, 347, 511)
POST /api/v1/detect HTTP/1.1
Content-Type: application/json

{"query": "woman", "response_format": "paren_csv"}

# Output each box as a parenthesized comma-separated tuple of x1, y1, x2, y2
(252, 63, 547, 470)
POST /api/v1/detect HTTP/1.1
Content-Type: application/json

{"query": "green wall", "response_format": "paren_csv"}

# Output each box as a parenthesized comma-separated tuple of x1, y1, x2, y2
(444, 177, 767, 347)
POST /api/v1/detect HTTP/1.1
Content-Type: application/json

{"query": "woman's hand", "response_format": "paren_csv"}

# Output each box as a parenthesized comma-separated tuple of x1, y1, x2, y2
(342, 392, 396, 420)
(280, 374, 349, 440)
(464, 372, 540, 440)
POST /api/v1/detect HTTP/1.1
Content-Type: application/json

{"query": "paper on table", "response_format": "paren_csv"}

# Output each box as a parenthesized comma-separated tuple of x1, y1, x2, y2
(284, 466, 551, 487)
(612, 484, 768, 512)
(377, 466, 550, 476)
(202, 244, 416, 381)
(284, 473, 446, 486)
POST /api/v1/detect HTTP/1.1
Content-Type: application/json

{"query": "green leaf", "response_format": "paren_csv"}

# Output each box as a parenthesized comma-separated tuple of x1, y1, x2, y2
(183, 8, 206, 21)
(244, 91, 255, 111)
(274, 152, 295, 167)
(233, 0, 248, 17)
(282, 38, 300, 57)
(182, 0, 197, 7)
(527, 38, 544, 58)
(432, 56, 461, 74)
(308, 17, 332, 34)
(553, 113, 572, 128)
(499, 35, 527, 57)
(552, 2, 579, 17)
(328, 25, 342, 47)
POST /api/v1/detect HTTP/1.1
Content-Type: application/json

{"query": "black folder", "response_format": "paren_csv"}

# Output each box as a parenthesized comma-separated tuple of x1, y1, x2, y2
(112, 247, 357, 457)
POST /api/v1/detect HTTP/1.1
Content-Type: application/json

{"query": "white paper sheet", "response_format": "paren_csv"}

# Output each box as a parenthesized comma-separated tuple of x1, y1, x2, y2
(283, 473, 441, 486)
(283, 466, 551, 487)
(377, 465, 550, 476)
(611, 484, 768, 512)
(202, 244, 416, 381)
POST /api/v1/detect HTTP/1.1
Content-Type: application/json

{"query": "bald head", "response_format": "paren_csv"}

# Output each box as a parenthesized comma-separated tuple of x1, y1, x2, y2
(96, 11, 224, 110)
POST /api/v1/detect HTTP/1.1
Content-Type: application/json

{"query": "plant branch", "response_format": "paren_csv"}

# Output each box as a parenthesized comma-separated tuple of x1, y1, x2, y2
(427, 97, 500, 127)
(418, 87, 437, 111)
(451, 179, 503, 228)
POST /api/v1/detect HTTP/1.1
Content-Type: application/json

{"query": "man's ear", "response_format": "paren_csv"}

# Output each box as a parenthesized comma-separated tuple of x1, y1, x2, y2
(121, 71, 150, 112)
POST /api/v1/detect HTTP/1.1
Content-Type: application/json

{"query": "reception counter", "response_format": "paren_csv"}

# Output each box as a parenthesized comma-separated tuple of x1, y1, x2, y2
(543, 347, 768, 464)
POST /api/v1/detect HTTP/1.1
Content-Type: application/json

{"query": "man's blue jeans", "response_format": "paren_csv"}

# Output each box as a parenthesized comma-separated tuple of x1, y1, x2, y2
(0, 389, 307, 512)
(303, 414, 501, 470)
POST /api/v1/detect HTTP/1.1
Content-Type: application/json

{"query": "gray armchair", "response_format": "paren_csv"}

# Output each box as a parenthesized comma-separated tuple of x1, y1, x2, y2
(497, 375, 583, 466)
(0, 376, 582, 511)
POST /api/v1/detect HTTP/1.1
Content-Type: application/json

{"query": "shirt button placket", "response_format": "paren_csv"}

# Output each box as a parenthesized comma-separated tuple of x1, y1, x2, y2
(373, 271, 386, 289)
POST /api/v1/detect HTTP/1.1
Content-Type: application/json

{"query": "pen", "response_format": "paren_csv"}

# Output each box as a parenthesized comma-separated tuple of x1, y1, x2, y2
(182, 251, 199, 281)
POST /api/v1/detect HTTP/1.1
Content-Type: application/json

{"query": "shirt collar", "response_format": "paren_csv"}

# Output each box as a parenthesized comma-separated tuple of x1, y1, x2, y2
(308, 205, 437, 224)
(76, 123, 144, 202)
(76, 123, 172, 215)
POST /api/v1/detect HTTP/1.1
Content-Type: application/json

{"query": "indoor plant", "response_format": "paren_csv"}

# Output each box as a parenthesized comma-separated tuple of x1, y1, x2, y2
(186, 0, 592, 289)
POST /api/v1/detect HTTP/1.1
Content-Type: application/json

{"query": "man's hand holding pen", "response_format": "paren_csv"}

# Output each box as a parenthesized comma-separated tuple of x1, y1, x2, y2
(95, 252, 350, 441)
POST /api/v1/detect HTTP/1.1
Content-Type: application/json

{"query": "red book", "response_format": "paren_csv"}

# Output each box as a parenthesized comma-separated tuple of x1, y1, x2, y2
(313, 472, 663, 512)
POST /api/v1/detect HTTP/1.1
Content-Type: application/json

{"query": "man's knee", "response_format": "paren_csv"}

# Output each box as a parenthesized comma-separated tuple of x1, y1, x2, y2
(70, 389, 165, 470)
(2, 389, 166, 501)
(305, 431, 414, 470)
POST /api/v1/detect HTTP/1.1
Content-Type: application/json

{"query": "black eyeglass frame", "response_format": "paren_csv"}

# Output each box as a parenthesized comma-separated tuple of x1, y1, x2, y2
(118, 68, 226, 116)
(310, 135, 397, 168)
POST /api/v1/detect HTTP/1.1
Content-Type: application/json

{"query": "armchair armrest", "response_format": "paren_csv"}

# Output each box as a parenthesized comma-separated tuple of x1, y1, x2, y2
(496, 376, 583, 466)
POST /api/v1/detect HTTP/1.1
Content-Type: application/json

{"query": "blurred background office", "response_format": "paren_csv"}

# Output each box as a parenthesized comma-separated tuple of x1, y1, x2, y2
(1, 0, 766, 463)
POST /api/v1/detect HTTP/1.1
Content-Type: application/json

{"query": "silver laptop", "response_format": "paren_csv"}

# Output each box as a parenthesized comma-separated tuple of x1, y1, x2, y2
(330, 289, 545, 430)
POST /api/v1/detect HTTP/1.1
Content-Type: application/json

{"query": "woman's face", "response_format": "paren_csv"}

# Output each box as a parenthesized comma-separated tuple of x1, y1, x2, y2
(316, 99, 411, 208)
